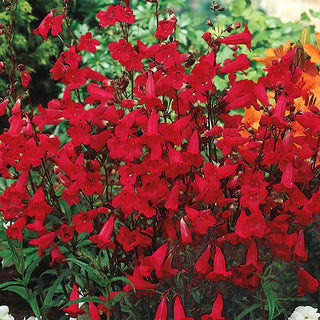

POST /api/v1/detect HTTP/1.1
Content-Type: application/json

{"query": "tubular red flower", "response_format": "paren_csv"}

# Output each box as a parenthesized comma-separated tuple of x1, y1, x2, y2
(220, 23, 252, 50)
(154, 296, 168, 320)
(62, 283, 86, 318)
(89, 215, 115, 249)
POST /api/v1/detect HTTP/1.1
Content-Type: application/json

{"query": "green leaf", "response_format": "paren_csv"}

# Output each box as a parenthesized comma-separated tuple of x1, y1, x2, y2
(7, 237, 25, 275)
(24, 254, 41, 283)
(28, 297, 41, 319)
(66, 258, 106, 285)
(235, 303, 261, 320)
(301, 12, 311, 22)
(1, 285, 29, 301)
(110, 291, 129, 307)
(309, 9, 320, 19)
(41, 269, 72, 314)
(262, 282, 276, 320)
(0, 280, 25, 289)
(105, 276, 135, 292)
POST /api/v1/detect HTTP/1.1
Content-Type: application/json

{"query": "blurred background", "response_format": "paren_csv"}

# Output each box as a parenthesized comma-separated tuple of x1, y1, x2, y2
(193, 0, 320, 29)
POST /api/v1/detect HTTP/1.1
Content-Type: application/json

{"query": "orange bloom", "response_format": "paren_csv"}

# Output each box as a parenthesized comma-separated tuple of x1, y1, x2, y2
(303, 33, 320, 63)
(253, 40, 291, 66)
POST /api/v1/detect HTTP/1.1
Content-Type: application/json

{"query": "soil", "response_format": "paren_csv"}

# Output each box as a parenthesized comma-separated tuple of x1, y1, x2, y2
(0, 265, 64, 320)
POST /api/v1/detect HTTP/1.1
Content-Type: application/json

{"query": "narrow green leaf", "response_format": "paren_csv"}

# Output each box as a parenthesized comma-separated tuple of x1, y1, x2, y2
(28, 297, 41, 319)
(24, 255, 41, 283)
(66, 258, 105, 285)
(7, 237, 25, 274)
(105, 276, 135, 291)
(2, 285, 29, 301)
(0, 280, 24, 289)
(41, 269, 72, 314)
(235, 303, 261, 320)
(262, 282, 276, 320)
(110, 291, 129, 307)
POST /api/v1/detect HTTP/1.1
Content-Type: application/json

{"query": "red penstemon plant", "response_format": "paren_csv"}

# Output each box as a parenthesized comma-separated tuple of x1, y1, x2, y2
(0, 0, 319, 319)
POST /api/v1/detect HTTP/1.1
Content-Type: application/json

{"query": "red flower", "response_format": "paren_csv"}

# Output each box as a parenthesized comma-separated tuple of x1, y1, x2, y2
(123, 268, 157, 292)
(115, 5, 135, 23)
(297, 268, 319, 296)
(154, 296, 167, 320)
(25, 186, 52, 221)
(49, 246, 66, 267)
(72, 209, 100, 233)
(88, 302, 101, 320)
(260, 93, 288, 129)
(89, 215, 115, 249)
(185, 206, 216, 235)
(33, 10, 65, 41)
(152, 242, 168, 274)
(220, 53, 250, 74)
(293, 229, 308, 262)
(20, 70, 32, 88)
(108, 39, 143, 71)
(0, 99, 9, 116)
(116, 226, 152, 251)
(97, 5, 117, 26)
(156, 254, 178, 279)
(201, 293, 226, 320)
(194, 245, 212, 275)
(155, 20, 175, 41)
(77, 32, 100, 53)
(220, 23, 252, 50)
(205, 247, 232, 281)
(61, 283, 86, 318)
(232, 240, 265, 289)
(29, 232, 56, 257)
(174, 295, 194, 320)
(6, 216, 27, 241)
(97, 5, 135, 27)
(180, 218, 193, 245)
(55, 224, 75, 242)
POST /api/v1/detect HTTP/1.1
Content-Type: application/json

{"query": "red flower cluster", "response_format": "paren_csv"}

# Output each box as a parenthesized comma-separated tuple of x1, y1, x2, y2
(0, 2, 319, 319)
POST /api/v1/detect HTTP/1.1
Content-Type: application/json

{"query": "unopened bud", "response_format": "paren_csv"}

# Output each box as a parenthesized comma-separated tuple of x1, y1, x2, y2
(17, 64, 25, 71)
(228, 44, 238, 51)
(206, 19, 213, 27)
(226, 25, 233, 33)
(0, 23, 5, 35)
(300, 27, 310, 44)
(169, 14, 177, 23)
(233, 22, 241, 29)
(0, 61, 6, 73)
(202, 32, 213, 46)
(214, 3, 220, 9)
(218, 6, 225, 11)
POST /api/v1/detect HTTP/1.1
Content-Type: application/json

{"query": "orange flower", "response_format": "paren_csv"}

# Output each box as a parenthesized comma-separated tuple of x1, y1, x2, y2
(303, 33, 320, 63)
(243, 106, 263, 130)
(253, 40, 291, 66)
